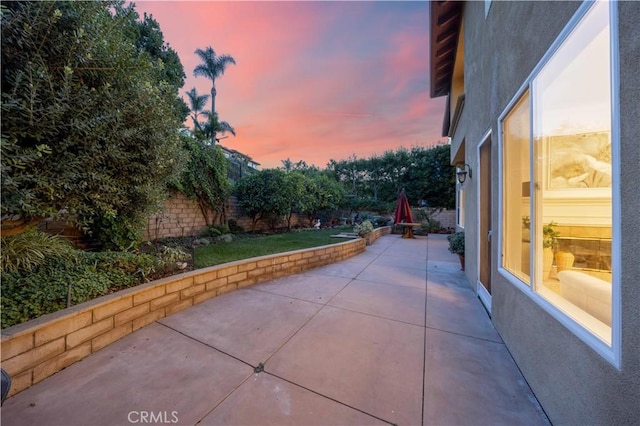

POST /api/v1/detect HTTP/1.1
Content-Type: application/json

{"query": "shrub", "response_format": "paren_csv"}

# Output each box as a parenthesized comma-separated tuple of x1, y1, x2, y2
(1, 243, 191, 329)
(354, 220, 374, 237)
(422, 218, 442, 233)
(1, 229, 76, 274)
(447, 231, 465, 255)
(2, 2, 187, 250)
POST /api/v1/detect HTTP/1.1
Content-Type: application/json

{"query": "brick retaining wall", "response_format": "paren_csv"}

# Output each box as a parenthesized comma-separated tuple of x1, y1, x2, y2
(0, 227, 390, 398)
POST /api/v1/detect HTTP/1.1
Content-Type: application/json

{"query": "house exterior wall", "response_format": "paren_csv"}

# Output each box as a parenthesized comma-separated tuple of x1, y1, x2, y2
(452, 1, 640, 423)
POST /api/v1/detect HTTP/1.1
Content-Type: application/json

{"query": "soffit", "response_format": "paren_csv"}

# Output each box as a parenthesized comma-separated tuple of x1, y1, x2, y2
(430, 1, 464, 98)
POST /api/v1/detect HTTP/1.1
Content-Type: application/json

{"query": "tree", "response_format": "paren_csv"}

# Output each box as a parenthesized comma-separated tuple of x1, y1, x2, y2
(200, 111, 236, 144)
(411, 144, 455, 209)
(327, 155, 366, 200)
(133, 11, 189, 123)
(282, 172, 307, 230)
(233, 170, 289, 231)
(363, 155, 384, 201)
(280, 158, 317, 173)
(326, 144, 454, 210)
(300, 171, 346, 224)
(185, 87, 210, 132)
(193, 46, 236, 144)
(1, 1, 187, 248)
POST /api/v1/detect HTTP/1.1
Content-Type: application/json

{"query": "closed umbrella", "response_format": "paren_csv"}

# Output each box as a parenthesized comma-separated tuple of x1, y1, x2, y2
(394, 189, 416, 238)
(394, 188, 414, 224)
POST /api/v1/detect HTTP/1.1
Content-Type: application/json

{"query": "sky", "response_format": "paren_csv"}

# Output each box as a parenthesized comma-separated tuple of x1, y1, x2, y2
(133, 0, 447, 169)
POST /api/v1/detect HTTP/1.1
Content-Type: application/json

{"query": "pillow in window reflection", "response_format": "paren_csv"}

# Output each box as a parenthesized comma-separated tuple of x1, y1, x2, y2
(557, 270, 611, 326)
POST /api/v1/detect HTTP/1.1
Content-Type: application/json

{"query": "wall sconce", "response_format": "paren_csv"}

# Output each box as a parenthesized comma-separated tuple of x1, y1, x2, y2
(456, 163, 472, 184)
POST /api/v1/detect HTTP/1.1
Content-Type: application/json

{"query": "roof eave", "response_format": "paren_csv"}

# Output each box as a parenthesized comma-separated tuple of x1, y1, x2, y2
(429, 1, 464, 99)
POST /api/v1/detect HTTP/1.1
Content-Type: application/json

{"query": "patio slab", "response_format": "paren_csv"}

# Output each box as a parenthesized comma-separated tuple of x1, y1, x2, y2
(426, 267, 472, 294)
(159, 289, 321, 367)
(424, 328, 549, 425)
(266, 305, 424, 426)
(356, 263, 427, 289)
(371, 252, 427, 270)
(329, 279, 426, 325)
(252, 272, 352, 304)
(201, 372, 388, 425)
(426, 286, 502, 342)
(310, 259, 370, 279)
(1, 323, 252, 426)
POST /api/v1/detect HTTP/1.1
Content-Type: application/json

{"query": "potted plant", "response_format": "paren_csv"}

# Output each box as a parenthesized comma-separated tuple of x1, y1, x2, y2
(354, 220, 374, 245)
(447, 231, 465, 270)
(542, 222, 559, 279)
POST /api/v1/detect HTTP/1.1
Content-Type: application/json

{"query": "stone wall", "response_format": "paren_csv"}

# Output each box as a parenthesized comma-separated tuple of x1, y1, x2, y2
(143, 192, 311, 240)
(224, 196, 309, 233)
(143, 191, 214, 241)
(430, 209, 456, 230)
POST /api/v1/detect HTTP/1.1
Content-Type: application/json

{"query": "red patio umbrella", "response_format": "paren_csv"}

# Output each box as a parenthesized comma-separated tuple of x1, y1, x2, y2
(394, 188, 414, 224)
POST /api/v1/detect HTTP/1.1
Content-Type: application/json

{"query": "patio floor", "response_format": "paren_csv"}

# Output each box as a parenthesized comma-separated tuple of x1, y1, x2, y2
(1, 234, 550, 426)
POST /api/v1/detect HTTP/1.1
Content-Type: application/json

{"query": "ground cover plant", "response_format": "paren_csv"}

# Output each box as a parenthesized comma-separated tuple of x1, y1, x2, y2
(1, 230, 190, 329)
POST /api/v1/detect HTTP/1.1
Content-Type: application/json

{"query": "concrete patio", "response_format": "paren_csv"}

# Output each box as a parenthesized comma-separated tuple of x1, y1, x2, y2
(1, 234, 549, 426)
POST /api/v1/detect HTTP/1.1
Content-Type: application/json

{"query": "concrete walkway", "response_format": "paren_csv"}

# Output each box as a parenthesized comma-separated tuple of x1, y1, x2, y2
(1, 234, 549, 426)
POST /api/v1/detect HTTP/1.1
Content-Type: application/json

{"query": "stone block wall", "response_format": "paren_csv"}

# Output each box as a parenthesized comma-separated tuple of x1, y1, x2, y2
(143, 192, 214, 241)
(224, 197, 309, 233)
(431, 209, 456, 230)
(143, 192, 312, 240)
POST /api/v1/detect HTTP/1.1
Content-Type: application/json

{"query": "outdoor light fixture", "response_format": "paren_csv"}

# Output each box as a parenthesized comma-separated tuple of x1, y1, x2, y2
(456, 163, 472, 184)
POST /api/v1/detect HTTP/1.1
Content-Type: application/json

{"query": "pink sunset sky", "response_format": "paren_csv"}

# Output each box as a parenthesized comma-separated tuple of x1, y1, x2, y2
(133, 1, 447, 169)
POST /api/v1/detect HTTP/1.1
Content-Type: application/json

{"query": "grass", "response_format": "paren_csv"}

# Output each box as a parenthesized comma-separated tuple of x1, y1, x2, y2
(194, 227, 353, 269)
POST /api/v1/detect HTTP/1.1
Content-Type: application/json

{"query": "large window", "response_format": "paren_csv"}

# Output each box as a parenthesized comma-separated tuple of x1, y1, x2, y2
(500, 1, 614, 347)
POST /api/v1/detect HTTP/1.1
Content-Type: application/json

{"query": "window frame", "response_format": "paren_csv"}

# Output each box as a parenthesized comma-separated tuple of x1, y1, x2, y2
(496, 0, 620, 367)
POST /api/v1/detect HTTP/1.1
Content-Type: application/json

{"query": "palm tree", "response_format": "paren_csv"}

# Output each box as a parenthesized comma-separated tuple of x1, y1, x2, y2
(185, 87, 209, 132)
(193, 46, 236, 144)
(201, 111, 236, 144)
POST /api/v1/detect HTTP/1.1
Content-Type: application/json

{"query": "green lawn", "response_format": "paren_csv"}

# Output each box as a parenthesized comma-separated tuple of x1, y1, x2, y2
(194, 227, 354, 269)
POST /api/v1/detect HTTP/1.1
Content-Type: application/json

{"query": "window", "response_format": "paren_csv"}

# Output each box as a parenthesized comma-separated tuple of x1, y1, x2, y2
(502, 92, 531, 284)
(500, 1, 615, 348)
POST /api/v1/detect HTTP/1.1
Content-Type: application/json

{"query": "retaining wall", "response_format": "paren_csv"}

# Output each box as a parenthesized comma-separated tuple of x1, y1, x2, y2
(1, 226, 390, 398)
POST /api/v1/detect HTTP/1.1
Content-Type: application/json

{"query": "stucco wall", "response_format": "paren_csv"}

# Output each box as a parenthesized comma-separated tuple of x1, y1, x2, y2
(455, 1, 640, 423)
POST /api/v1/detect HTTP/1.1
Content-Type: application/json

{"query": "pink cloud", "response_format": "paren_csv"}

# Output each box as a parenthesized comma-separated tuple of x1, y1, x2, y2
(134, 1, 445, 169)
